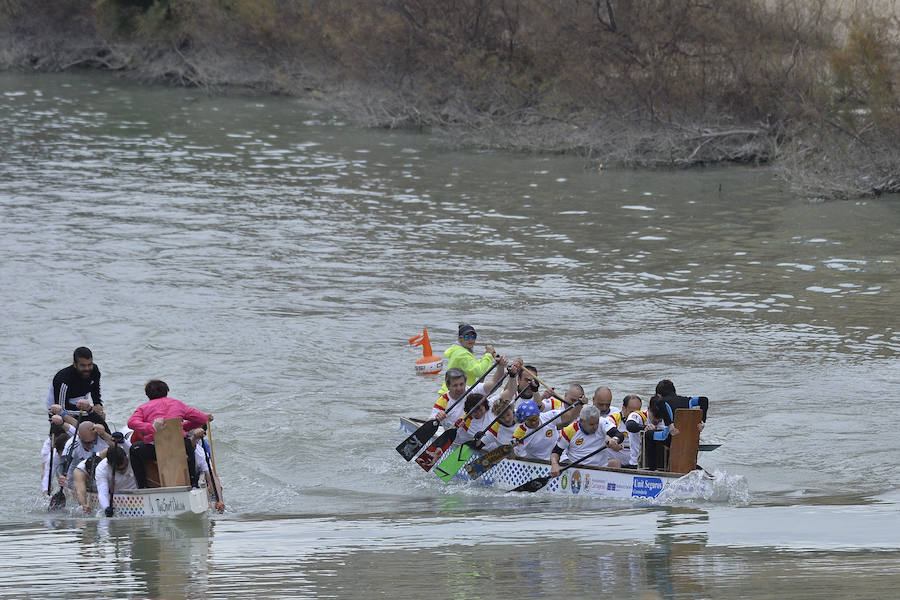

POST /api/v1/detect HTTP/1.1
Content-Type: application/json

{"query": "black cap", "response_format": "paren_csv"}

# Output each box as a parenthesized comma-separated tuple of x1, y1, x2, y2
(458, 324, 476, 336)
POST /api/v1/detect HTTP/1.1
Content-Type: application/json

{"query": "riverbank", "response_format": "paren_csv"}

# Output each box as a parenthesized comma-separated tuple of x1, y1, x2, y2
(3, 0, 898, 200)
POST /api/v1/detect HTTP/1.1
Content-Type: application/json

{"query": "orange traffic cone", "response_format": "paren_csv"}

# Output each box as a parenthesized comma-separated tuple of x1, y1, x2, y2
(409, 328, 443, 375)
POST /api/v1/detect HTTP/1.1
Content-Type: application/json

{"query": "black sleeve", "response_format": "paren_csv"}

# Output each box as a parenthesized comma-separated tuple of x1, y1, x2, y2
(551, 444, 564, 458)
(605, 427, 625, 444)
(626, 420, 643, 433)
(51, 372, 64, 408)
(697, 396, 708, 421)
(92, 366, 102, 405)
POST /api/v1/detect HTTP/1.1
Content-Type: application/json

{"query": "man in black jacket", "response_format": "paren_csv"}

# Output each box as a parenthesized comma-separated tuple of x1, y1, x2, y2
(45, 347, 109, 431)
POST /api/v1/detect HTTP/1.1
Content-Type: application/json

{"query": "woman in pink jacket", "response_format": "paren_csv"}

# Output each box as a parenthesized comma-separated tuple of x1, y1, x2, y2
(127, 380, 211, 488)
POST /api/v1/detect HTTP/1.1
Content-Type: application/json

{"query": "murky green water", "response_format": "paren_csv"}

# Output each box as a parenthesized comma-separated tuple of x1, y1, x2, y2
(1, 72, 898, 599)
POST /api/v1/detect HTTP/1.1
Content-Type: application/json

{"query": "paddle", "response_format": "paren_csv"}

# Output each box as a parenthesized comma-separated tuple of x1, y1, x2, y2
(49, 410, 86, 511)
(415, 371, 510, 472)
(509, 444, 609, 493)
(46, 425, 55, 497)
(203, 423, 224, 513)
(699, 444, 720, 452)
(433, 442, 477, 482)
(104, 431, 125, 517)
(466, 399, 585, 480)
(396, 358, 502, 461)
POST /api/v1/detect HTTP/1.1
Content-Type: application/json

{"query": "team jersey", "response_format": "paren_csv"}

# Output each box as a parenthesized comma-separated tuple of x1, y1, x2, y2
(457, 410, 492, 444)
(430, 382, 495, 429)
(556, 420, 614, 467)
(513, 408, 564, 460)
(541, 397, 566, 411)
(94, 456, 139, 510)
(430, 392, 466, 429)
(625, 410, 649, 466)
(479, 421, 518, 452)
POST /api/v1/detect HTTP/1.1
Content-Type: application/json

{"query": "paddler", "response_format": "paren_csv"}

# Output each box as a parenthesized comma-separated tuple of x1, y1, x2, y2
(651, 379, 709, 432)
(549, 405, 624, 476)
(127, 379, 211, 488)
(511, 400, 563, 460)
(431, 355, 508, 430)
(605, 394, 643, 466)
(475, 397, 518, 452)
(436, 324, 496, 395)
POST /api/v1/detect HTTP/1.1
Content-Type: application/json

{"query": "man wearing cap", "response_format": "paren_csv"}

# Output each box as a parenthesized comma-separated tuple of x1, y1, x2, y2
(436, 324, 496, 396)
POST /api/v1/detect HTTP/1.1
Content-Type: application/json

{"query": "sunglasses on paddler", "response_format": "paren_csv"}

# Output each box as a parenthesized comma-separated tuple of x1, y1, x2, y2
(462, 333, 477, 340)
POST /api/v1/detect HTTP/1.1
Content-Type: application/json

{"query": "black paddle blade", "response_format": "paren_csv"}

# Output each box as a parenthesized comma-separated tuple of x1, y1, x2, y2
(48, 489, 66, 511)
(415, 428, 457, 472)
(465, 445, 513, 480)
(510, 476, 551, 493)
(396, 420, 439, 461)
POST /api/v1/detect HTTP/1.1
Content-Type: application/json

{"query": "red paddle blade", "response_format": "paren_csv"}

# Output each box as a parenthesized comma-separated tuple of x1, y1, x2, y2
(415, 428, 457, 471)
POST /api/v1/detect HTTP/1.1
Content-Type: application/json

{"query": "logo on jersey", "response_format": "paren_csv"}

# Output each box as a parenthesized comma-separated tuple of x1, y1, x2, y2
(575, 438, 584, 446)
(545, 430, 553, 437)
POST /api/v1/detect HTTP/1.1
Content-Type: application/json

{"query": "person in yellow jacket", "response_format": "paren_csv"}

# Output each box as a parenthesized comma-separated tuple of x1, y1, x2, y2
(437, 324, 496, 395)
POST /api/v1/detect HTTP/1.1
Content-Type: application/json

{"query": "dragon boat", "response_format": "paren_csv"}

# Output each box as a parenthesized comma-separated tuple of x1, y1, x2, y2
(65, 484, 211, 518)
(399, 415, 715, 500)
(51, 417, 219, 518)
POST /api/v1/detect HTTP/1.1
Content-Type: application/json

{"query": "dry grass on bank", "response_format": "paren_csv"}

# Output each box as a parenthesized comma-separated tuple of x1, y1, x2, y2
(2, 0, 900, 198)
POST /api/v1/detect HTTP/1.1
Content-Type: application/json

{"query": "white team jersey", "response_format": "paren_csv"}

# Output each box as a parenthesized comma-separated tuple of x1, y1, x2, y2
(430, 382, 497, 430)
(458, 410, 493, 444)
(625, 411, 649, 466)
(600, 414, 630, 464)
(513, 408, 564, 460)
(94, 457, 139, 510)
(41, 441, 62, 492)
(479, 421, 517, 452)
(557, 421, 614, 467)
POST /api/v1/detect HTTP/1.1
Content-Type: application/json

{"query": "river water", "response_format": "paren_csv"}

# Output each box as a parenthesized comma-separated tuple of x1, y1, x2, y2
(0, 72, 898, 599)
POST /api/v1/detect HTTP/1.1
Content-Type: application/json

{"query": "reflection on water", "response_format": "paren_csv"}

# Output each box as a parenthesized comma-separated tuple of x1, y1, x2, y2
(3, 507, 900, 598)
(0, 518, 212, 599)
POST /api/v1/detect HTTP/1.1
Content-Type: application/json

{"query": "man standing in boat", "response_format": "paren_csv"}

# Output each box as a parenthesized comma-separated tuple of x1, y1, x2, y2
(436, 324, 496, 395)
(127, 379, 211, 488)
(46, 347, 109, 432)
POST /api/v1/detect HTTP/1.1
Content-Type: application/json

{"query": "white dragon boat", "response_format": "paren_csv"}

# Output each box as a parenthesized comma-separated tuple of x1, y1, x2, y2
(66, 484, 211, 518)
(399, 417, 715, 500)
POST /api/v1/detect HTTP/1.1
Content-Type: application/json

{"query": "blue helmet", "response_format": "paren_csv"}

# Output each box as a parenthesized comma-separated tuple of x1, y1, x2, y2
(515, 400, 541, 424)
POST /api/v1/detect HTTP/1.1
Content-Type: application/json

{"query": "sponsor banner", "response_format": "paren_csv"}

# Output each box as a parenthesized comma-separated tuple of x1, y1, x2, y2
(631, 476, 664, 498)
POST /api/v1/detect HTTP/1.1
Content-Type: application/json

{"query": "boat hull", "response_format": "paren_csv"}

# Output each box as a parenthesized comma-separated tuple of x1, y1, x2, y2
(399, 417, 712, 500)
(70, 486, 210, 517)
